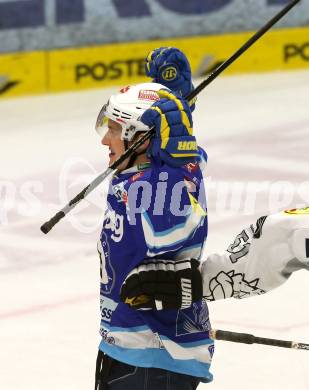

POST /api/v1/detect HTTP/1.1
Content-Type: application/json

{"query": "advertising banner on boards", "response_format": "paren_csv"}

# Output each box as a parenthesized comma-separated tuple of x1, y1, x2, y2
(0, 26, 308, 98)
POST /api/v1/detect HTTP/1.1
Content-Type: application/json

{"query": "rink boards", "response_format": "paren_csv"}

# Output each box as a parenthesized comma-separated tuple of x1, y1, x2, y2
(0, 26, 308, 98)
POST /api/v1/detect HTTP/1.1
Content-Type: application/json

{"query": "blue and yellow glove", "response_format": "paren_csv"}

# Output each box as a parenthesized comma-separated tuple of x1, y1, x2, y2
(141, 89, 199, 168)
(145, 47, 194, 100)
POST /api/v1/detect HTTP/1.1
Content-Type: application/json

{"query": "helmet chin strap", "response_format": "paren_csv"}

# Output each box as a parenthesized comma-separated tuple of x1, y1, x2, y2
(123, 135, 148, 170)
(123, 139, 136, 169)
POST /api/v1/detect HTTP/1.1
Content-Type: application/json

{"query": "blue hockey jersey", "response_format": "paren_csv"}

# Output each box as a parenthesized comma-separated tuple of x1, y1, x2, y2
(98, 149, 214, 382)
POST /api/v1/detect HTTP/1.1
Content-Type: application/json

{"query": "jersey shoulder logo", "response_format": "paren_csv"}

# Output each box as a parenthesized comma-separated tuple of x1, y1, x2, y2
(100, 295, 118, 323)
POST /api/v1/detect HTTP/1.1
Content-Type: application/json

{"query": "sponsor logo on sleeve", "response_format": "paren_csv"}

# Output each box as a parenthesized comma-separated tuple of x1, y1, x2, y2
(100, 327, 115, 345)
(129, 170, 145, 183)
(100, 296, 118, 323)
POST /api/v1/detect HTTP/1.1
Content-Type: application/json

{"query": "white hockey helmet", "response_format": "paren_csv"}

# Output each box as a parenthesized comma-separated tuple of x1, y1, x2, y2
(95, 82, 168, 141)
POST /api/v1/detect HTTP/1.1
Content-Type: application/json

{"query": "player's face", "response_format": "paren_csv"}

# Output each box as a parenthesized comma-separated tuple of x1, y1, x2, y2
(101, 119, 128, 170)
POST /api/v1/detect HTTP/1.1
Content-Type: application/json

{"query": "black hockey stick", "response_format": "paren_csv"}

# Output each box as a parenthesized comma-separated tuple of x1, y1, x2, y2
(40, 0, 301, 234)
(210, 329, 309, 351)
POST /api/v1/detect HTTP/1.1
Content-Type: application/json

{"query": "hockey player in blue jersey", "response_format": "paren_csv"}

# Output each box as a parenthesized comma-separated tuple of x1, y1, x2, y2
(94, 47, 309, 389)
(94, 48, 212, 389)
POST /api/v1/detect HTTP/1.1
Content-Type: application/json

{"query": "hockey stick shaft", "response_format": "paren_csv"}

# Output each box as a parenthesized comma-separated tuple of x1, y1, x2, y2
(210, 329, 309, 350)
(40, 134, 149, 233)
(189, 0, 301, 100)
(40, 0, 301, 234)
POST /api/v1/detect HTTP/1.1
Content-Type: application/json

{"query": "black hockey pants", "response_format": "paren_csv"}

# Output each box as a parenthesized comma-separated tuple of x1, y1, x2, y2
(95, 350, 201, 390)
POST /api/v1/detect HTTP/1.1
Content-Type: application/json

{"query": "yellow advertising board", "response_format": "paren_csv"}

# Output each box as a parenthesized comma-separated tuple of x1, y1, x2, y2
(0, 26, 308, 98)
(0, 51, 46, 97)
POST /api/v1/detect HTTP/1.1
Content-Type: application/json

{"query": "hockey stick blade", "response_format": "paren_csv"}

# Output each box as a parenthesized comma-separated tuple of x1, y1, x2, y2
(40, 0, 301, 234)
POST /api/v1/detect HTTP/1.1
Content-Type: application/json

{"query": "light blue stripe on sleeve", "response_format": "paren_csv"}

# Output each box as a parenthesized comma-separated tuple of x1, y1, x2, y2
(142, 210, 204, 252)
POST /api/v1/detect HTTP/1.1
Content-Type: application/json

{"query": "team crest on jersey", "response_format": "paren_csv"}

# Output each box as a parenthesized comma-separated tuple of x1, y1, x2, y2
(284, 207, 309, 215)
(176, 301, 210, 336)
(112, 182, 128, 204)
(98, 235, 115, 294)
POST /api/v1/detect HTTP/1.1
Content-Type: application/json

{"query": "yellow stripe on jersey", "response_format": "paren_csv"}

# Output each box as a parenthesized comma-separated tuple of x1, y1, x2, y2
(188, 193, 207, 217)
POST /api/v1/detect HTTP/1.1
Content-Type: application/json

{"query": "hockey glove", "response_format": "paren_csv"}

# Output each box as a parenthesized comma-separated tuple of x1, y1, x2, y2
(141, 89, 199, 167)
(120, 259, 203, 310)
(145, 47, 194, 101)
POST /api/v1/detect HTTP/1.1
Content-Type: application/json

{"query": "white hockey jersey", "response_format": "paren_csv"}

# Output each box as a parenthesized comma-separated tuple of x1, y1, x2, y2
(201, 207, 309, 301)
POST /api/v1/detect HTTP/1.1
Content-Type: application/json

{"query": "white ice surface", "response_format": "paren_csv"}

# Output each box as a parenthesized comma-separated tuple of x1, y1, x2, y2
(0, 70, 309, 390)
